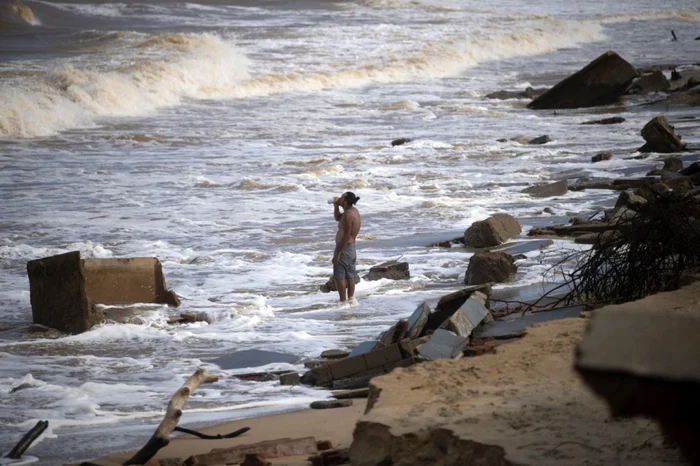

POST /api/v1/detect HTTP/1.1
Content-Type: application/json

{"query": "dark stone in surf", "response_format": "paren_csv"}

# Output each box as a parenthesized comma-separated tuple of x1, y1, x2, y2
(638, 116, 686, 153)
(528, 51, 638, 109)
(521, 180, 568, 198)
(663, 157, 683, 172)
(581, 116, 626, 125)
(391, 138, 412, 146)
(464, 214, 521, 248)
(465, 252, 517, 286)
(591, 153, 612, 163)
(485, 87, 547, 100)
(320, 274, 361, 293)
(364, 260, 409, 281)
(528, 135, 552, 145)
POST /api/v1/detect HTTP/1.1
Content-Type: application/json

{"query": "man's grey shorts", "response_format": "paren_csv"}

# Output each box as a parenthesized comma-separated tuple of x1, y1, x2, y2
(333, 243, 356, 280)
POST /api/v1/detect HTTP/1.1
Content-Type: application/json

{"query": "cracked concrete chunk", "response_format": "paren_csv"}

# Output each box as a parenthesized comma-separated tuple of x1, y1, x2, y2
(418, 329, 469, 361)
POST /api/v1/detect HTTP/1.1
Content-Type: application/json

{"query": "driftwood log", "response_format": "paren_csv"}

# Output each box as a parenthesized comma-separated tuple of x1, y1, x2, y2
(6, 420, 49, 459)
(123, 369, 218, 465)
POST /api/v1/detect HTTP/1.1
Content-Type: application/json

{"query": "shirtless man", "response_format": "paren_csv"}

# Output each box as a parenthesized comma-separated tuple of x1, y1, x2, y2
(332, 192, 361, 302)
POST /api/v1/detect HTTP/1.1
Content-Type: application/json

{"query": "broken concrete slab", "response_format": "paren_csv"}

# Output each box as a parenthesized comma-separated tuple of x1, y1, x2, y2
(418, 329, 469, 361)
(520, 180, 568, 198)
(27, 251, 103, 334)
(210, 349, 298, 370)
(494, 239, 553, 256)
(321, 349, 349, 360)
(184, 437, 318, 466)
(442, 296, 491, 338)
(406, 302, 430, 339)
(377, 319, 408, 347)
(474, 305, 584, 339)
(348, 341, 381, 358)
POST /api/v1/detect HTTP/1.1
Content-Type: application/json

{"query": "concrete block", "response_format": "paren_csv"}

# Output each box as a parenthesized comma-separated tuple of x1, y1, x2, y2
(418, 329, 469, 361)
(27, 251, 103, 334)
(442, 297, 490, 338)
(82, 257, 178, 306)
(378, 320, 408, 347)
(474, 305, 584, 339)
(363, 344, 403, 369)
(329, 354, 369, 380)
(407, 302, 430, 339)
(349, 341, 381, 358)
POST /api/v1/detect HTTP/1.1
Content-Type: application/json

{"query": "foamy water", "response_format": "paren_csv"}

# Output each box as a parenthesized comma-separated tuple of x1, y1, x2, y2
(1, 0, 699, 463)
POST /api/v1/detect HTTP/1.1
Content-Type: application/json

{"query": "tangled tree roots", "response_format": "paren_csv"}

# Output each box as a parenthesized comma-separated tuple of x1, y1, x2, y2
(542, 187, 700, 307)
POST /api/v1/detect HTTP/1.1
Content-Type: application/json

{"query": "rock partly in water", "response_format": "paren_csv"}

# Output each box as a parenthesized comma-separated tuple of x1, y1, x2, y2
(520, 180, 567, 198)
(465, 252, 517, 286)
(638, 116, 686, 153)
(626, 70, 671, 95)
(279, 372, 301, 386)
(615, 191, 648, 211)
(591, 152, 612, 163)
(363, 260, 410, 281)
(485, 86, 547, 100)
(528, 51, 638, 109)
(663, 156, 683, 172)
(464, 214, 521, 248)
(391, 138, 412, 146)
(581, 116, 626, 125)
(321, 349, 350, 360)
(528, 135, 552, 145)
(310, 399, 352, 409)
(320, 275, 361, 293)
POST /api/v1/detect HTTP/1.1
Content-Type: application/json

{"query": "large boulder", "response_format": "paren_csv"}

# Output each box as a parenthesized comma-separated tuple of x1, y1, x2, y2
(464, 214, 521, 248)
(465, 252, 517, 286)
(639, 116, 686, 153)
(527, 51, 638, 109)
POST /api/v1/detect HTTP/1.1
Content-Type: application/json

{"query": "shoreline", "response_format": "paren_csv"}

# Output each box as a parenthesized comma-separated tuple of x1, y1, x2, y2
(92, 404, 364, 465)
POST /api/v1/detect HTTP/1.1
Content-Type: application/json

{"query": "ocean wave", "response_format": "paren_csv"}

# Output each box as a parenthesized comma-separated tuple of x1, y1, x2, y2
(0, 33, 250, 138)
(596, 8, 700, 24)
(0, 1, 40, 28)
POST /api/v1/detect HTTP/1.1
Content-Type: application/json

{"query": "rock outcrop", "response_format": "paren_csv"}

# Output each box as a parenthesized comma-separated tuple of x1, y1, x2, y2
(464, 214, 521, 248)
(528, 51, 637, 109)
(521, 180, 567, 198)
(465, 252, 517, 286)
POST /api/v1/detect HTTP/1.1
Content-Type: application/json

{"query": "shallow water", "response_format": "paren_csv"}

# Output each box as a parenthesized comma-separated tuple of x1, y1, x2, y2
(1, 0, 699, 463)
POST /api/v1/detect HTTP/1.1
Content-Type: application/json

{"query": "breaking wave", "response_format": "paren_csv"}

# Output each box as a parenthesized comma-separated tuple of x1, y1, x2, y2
(0, 16, 604, 139)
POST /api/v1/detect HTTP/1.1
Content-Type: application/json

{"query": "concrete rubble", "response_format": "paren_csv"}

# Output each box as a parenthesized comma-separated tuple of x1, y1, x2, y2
(26, 251, 179, 334)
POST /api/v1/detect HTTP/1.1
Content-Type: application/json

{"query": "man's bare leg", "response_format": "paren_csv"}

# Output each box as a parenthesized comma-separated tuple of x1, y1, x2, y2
(336, 278, 347, 302)
(346, 278, 355, 301)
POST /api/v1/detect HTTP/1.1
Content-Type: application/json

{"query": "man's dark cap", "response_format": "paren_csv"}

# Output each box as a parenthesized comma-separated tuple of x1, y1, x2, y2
(344, 191, 360, 205)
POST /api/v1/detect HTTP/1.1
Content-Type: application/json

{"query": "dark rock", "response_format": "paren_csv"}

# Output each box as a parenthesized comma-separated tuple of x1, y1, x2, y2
(321, 349, 349, 360)
(10, 383, 34, 394)
(671, 70, 682, 81)
(363, 260, 409, 281)
(528, 51, 638, 109)
(528, 135, 551, 145)
(626, 70, 671, 94)
(279, 372, 301, 386)
(464, 213, 521, 248)
(465, 252, 517, 286)
(485, 86, 546, 100)
(310, 399, 353, 409)
(391, 138, 412, 146)
(427, 241, 451, 248)
(680, 162, 700, 176)
(528, 227, 556, 236)
(574, 231, 619, 245)
(662, 90, 700, 107)
(496, 138, 508, 143)
(647, 169, 684, 179)
(240, 454, 271, 466)
(543, 207, 555, 214)
(639, 116, 686, 153)
(581, 116, 626, 125)
(591, 152, 612, 163)
(210, 349, 298, 370)
(521, 180, 568, 198)
(615, 191, 648, 211)
(176, 312, 211, 324)
(27, 251, 103, 334)
(320, 274, 361, 293)
(663, 157, 683, 172)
